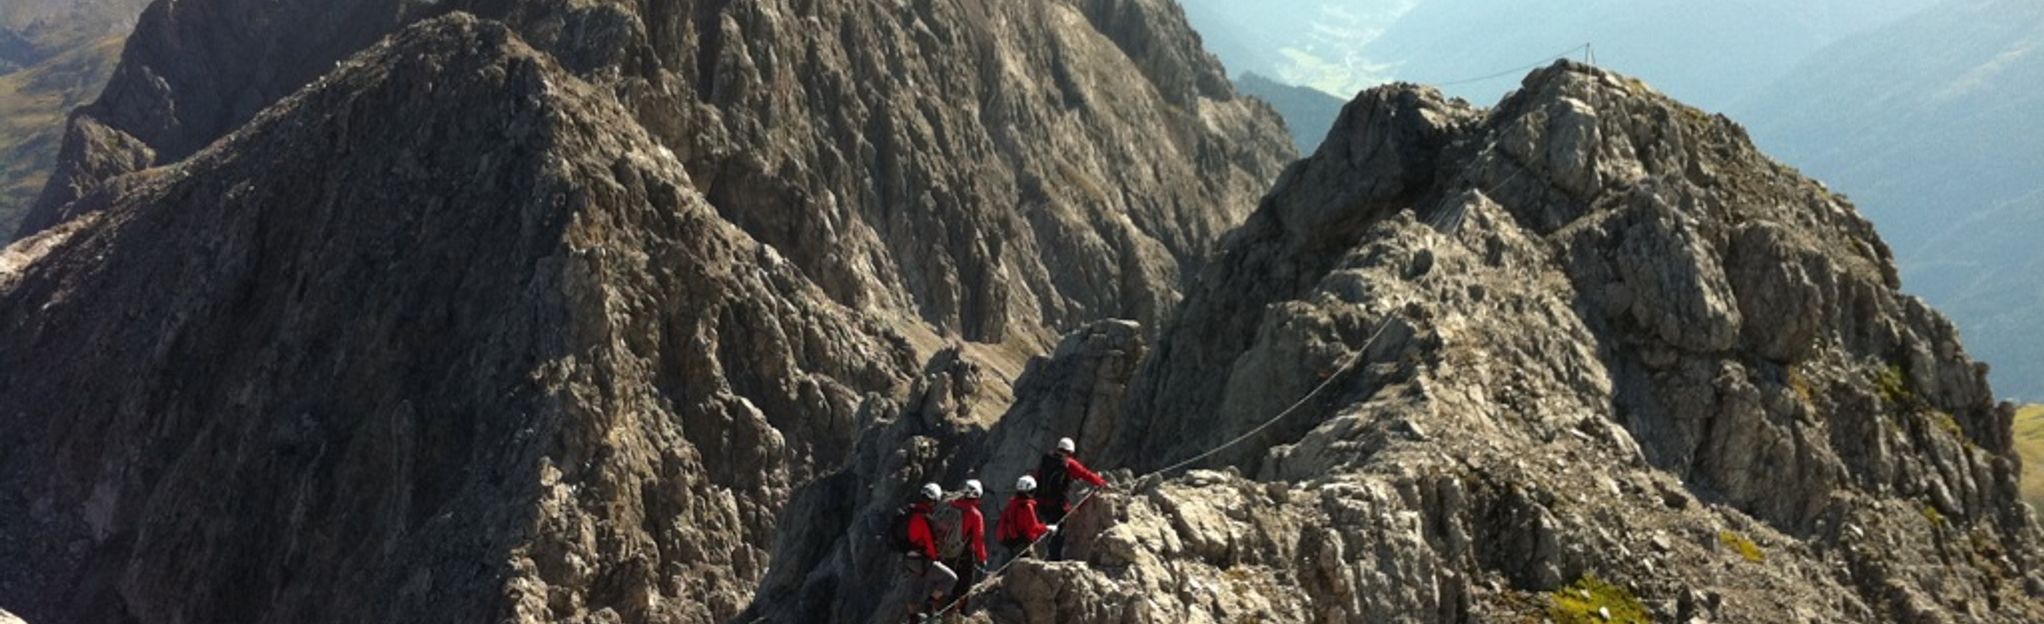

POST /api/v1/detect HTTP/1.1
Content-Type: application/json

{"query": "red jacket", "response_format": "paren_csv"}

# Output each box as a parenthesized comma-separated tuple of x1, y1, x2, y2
(907, 501, 939, 560)
(997, 494, 1049, 544)
(1060, 455, 1109, 488)
(950, 498, 988, 563)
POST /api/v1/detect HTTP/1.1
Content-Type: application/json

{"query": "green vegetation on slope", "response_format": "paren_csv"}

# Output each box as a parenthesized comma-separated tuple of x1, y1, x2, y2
(0, 34, 122, 235)
(0, 0, 149, 236)
(1549, 574, 1648, 624)
(2016, 405, 2044, 512)
(1718, 530, 1766, 563)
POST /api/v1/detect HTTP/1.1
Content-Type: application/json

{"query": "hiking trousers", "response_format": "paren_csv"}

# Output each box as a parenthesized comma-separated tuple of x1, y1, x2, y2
(1001, 538, 1033, 564)
(945, 556, 979, 613)
(905, 557, 957, 612)
(1036, 498, 1069, 560)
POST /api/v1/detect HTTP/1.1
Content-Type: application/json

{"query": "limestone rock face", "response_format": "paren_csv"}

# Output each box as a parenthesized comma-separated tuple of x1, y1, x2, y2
(5, 1, 2037, 622)
(0, 1, 1290, 621)
(15, 0, 1292, 341)
(740, 319, 1144, 623)
(0, 16, 922, 624)
(998, 62, 2044, 623)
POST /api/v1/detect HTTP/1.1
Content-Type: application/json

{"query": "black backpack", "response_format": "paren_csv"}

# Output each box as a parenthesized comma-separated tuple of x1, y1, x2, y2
(885, 504, 920, 554)
(1036, 453, 1070, 502)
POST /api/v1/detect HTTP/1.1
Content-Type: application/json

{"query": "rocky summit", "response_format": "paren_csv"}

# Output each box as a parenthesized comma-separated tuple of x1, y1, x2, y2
(1086, 65, 2044, 621)
(12, 0, 1291, 344)
(1, 2, 2039, 624)
(756, 63, 2044, 623)
(0, 0, 1288, 622)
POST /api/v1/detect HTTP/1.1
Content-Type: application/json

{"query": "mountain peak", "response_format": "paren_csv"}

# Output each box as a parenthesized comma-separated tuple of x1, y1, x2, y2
(0, 13, 926, 621)
(1076, 59, 2043, 621)
(3, 4, 2039, 624)
(0, 2, 1293, 622)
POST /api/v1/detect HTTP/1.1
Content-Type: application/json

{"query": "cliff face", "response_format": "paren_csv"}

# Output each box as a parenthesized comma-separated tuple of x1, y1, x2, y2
(1, 16, 924, 622)
(981, 63, 2044, 623)
(4, 2, 2039, 624)
(736, 62, 2044, 624)
(0, 1, 1291, 623)
(15, 0, 1291, 341)
(1736, 0, 2044, 401)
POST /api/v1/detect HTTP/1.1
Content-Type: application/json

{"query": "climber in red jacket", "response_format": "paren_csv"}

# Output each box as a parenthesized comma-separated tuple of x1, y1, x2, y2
(1033, 437, 1110, 559)
(997, 475, 1054, 561)
(943, 479, 988, 615)
(902, 483, 956, 621)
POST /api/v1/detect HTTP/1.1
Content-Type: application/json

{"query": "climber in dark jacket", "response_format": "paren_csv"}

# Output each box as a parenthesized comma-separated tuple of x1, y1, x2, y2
(1033, 437, 1109, 559)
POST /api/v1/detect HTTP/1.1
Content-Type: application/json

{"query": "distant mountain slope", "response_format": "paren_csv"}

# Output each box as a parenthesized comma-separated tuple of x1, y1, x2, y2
(0, 0, 148, 61)
(1179, 0, 1416, 96)
(0, 29, 36, 73)
(0, 36, 121, 234)
(1236, 72, 1346, 153)
(0, 0, 145, 238)
(1362, 0, 1935, 109)
(1738, 0, 2044, 399)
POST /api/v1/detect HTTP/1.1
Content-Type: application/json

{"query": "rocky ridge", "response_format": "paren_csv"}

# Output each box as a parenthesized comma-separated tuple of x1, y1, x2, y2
(0, 0, 1292, 621)
(15, 0, 1291, 342)
(967, 63, 2043, 622)
(1, 2, 2038, 624)
(757, 62, 2044, 623)
(1, 16, 923, 622)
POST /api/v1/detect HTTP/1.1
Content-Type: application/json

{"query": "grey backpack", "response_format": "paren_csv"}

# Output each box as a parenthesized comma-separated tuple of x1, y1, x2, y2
(929, 502, 967, 559)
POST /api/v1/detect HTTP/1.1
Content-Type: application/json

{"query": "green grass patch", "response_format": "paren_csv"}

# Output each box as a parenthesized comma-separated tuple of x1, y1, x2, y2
(1718, 530, 1765, 563)
(1921, 504, 1947, 528)
(1874, 364, 1917, 410)
(2015, 405, 2044, 512)
(1548, 574, 1649, 624)
(1929, 410, 1964, 438)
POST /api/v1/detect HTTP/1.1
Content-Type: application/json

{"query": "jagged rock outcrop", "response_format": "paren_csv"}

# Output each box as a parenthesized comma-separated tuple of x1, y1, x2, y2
(6, 0, 2036, 622)
(16, 0, 1291, 342)
(0, 0, 1293, 622)
(741, 319, 1143, 623)
(758, 61, 2044, 623)
(947, 61, 2043, 623)
(0, 16, 928, 623)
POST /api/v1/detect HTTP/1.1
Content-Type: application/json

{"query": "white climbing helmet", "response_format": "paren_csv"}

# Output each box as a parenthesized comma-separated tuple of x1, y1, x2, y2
(963, 479, 984, 499)
(1016, 475, 1038, 492)
(920, 482, 943, 501)
(1057, 437, 1076, 453)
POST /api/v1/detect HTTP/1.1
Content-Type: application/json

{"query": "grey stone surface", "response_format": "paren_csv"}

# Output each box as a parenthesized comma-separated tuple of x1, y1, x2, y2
(0, 1, 1291, 622)
(14, 0, 1292, 343)
(2, 3, 2037, 624)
